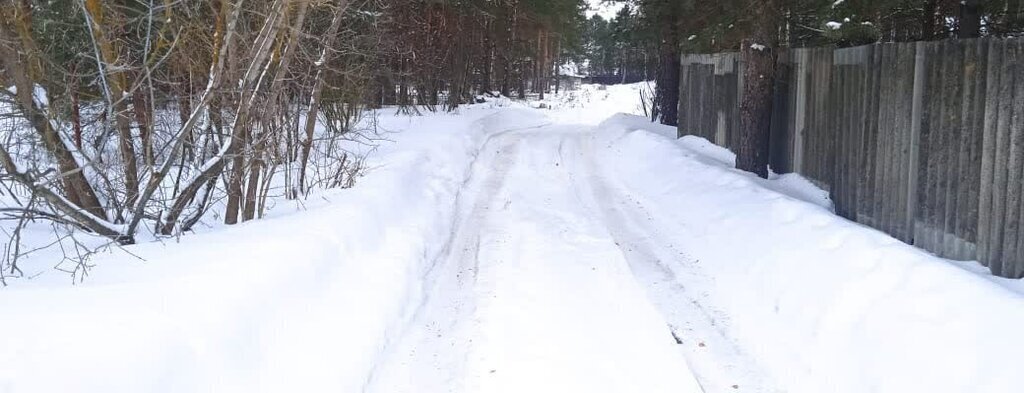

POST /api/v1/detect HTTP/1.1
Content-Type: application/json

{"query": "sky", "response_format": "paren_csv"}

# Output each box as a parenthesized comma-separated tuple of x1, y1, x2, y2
(586, 0, 625, 20)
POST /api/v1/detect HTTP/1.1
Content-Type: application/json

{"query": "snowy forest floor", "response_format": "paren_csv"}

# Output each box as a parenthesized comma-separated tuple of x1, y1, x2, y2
(2, 84, 1024, 393)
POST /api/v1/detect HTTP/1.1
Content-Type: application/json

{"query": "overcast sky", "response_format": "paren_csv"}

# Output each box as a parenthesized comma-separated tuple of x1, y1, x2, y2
(586, 0, 625, 20)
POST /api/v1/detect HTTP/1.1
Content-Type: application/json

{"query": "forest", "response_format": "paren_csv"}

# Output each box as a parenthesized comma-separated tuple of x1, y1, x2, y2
(0, 0, 586, 264)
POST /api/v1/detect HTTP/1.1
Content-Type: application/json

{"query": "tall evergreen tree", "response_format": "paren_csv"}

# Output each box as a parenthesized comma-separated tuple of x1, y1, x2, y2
(737, 0, 781, 178)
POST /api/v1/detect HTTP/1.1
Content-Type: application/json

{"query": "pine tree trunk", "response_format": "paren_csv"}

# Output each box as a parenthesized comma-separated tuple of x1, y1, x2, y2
(922, 0, 937, 40)
(383, 69, 397, 105)
(655, 5, 680, 127)
(538, 31, 545, 100)
(737, 0, 779, 179)
(959, 0, 982, 38)
(482, 25, 493, 94)
(399, 58, 410, 107)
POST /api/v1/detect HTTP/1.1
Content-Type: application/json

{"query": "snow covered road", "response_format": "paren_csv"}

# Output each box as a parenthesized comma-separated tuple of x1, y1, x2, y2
(5, 85, 1024, 393)
(366, 128, 709, 393)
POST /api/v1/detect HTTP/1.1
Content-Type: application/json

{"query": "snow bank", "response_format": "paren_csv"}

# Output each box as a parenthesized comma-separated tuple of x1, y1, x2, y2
(0, 108, 549, 393)
(599, 114, 832, 210)
(595, 117, 1024, 393)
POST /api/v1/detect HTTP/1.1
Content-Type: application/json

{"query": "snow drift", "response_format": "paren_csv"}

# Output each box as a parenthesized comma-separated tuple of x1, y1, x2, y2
(595, 114, 1024, 393)
(0, 108, 549, 393)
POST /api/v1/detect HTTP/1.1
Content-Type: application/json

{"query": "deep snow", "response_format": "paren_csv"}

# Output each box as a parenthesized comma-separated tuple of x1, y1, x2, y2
(0, 107, 547, 392)
(595, 115, 1024, 393)
(2, 83, 1023, 393)
(364, 128, 704, 393)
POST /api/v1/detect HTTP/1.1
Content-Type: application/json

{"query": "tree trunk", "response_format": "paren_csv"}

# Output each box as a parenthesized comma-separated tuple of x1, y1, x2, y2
(922, 0, 938, 40)
(0, 14, 107, 219)
(382, 63, 397, 105)
(242, 144, 262, 222)
(369, 77, 384, 109)
(959, 0, 982, 38)
(737, 0, 779, 179)
(162, 0, 285, 235)
(297, 0, 349, 195)
(0, 146, 128, 243)
(228, 0, 308, 224)
(178, 91, 193, 161)
(83, 0, 141, 208)
(655, 2, 681, 127)
(133, 88, 154, 168)
(71, 67, 83, 150)
(223, 124, 247, 225)
(481, 24, 493, 94)
(538, 30, 546, 100)
(398, 58, 410, 107)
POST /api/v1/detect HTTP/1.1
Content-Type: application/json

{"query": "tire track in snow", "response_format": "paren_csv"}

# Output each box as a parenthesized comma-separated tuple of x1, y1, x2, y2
(368, 126, 707, 393)
(571, 132, 780, 393)
(460, 129, 702, 393)
(364, 133, 523, 393)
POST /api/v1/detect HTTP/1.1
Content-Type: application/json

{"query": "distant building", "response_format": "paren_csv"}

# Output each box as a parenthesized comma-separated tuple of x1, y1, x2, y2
(557, 63, 585, 91)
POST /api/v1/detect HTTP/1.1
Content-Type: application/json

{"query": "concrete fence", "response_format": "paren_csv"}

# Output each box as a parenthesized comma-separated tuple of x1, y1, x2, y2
(679, 38, 1024, 278)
